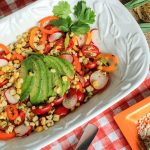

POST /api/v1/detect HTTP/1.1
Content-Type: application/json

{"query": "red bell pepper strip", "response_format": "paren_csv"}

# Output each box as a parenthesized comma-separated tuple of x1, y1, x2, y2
(96, 53, 119, 72)
(85, 60, 97, 69)
(32, 104, 52, 115)
(11, 53, 24, 61)
(53, 94, 66, 106)
(29, 27, 40, 49)
(6, 105, 19, 121)
(85, 31, 92, 45)
(39, 16, 60, 34)
(0, 43, 10, 55)
(0, 131, 16, 140)
(82, 44, 100, 58)
(0, 79, 9, 88)
(76, 90, 85, 103)
(55, 106, 69, 117)
(73, 55, 81, 73)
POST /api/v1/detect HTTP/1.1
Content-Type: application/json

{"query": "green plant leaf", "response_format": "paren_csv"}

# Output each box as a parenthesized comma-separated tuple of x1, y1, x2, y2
(125, 0, 150, 9)
(53, 1, 71, 18)
(74, 1, 95, 24)
(71, 21, 90, 35)
(51, 17, 73, 32)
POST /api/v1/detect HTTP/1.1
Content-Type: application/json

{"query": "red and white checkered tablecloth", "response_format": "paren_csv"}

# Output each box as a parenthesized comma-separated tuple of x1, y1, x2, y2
(0, 1, 150, 150)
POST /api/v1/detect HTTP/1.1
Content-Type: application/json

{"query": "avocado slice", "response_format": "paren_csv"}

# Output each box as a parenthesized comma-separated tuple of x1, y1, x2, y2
(62, 79, 70, 95)
(20, 58, 34, 101)
(28, 57, 42, 105)
(30, 55, 48, 104)
(50, 56, 75, 79)
(43, 56, 65, 76)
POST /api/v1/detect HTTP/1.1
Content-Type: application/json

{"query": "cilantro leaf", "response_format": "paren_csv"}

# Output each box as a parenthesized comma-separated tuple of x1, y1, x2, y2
(74, 1, 95, 24)
(51, 17, 73, 32)
(53, 1, 71, 18)
(71, 21, 90, 35)
(64, 33, 70, 49)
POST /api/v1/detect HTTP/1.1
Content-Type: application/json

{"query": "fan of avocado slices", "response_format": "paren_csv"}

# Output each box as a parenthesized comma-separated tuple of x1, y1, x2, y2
(19, 54, 75, 105)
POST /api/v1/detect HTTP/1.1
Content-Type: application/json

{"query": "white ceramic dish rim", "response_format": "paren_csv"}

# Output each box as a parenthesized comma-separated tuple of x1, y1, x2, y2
(0, 0, 149, 149)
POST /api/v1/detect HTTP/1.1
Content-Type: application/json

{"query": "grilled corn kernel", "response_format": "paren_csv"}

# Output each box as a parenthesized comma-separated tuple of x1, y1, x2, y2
(46, 115, 53, 120)
(14, 60, 20, 64)
(6, 125, 14, 133)
(14, 116, 21, 125)
(15, 82, 22, 89)
(14, 72, 19, 78)
(53, 114, 60, 122)
(47, 120, 54, 127)
(30, 122, 35, 128)
(86, 86, 94, 92)
(35, 121, 39, 126)
(51, 69, 56, 73)
(35, 126, 43, 132)
(92, 81, 100, 89)
(41, 117, 46, 126)
(43, 126, 48, 130)
(15, 48, 21, 54)
(14, 94, 20, 100)
(97, 66, 102, 70)
(10, 88, 16, 96)
(0, 112, 7, 120)
(29, 72, 34, 76)
(17, 89, 21, 94)
(9, 77, 15, 83)
(62, 76, 68, 81)
(6, 53, 12, 59)
(32, 116, 38, 122)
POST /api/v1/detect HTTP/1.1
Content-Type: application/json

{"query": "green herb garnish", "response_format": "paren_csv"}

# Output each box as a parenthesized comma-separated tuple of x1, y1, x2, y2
(64, 33, 70, 49)
(52, 0, 96, 35)
(74, 1, 95, 24)
(53, 1, 71, 18)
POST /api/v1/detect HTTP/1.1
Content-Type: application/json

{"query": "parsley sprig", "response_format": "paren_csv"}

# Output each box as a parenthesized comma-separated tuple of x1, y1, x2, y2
(52, 0, 96, 35)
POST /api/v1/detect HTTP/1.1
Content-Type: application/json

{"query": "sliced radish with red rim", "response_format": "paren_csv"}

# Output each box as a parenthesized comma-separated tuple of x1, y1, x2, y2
(5, 88, 19, 104)
(90, 70, 109, 90)
(48, 32, 63, 42)
(91, 29, 101, 49)
(62, 94, 77, 109)
(14, 124, 32, 137)
(60, 54, 73, 63)
(76, 35, 86, 47)
(0, 58, 8, 67)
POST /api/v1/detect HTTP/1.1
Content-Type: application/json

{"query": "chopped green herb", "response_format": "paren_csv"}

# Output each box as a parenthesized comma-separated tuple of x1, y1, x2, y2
(64, 33, 70, 49)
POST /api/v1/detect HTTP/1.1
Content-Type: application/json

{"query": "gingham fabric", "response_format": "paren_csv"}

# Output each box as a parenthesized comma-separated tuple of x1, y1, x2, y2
(41, 73, 150, 150)
(0, 1, 150, 150)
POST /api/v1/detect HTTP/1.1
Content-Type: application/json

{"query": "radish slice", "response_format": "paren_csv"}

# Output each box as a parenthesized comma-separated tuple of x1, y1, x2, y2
(91, 29, 101, 49)
(48, 32, 63, 42)
(77, 35, 86, 47)
(90, 70, 109, 90)
(5, 88, 19, 104)
(15, 124, 32, 137)
(62, 94, 77, 109)
(60, 54, 73, 63)
(0, 58, 8, 67)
